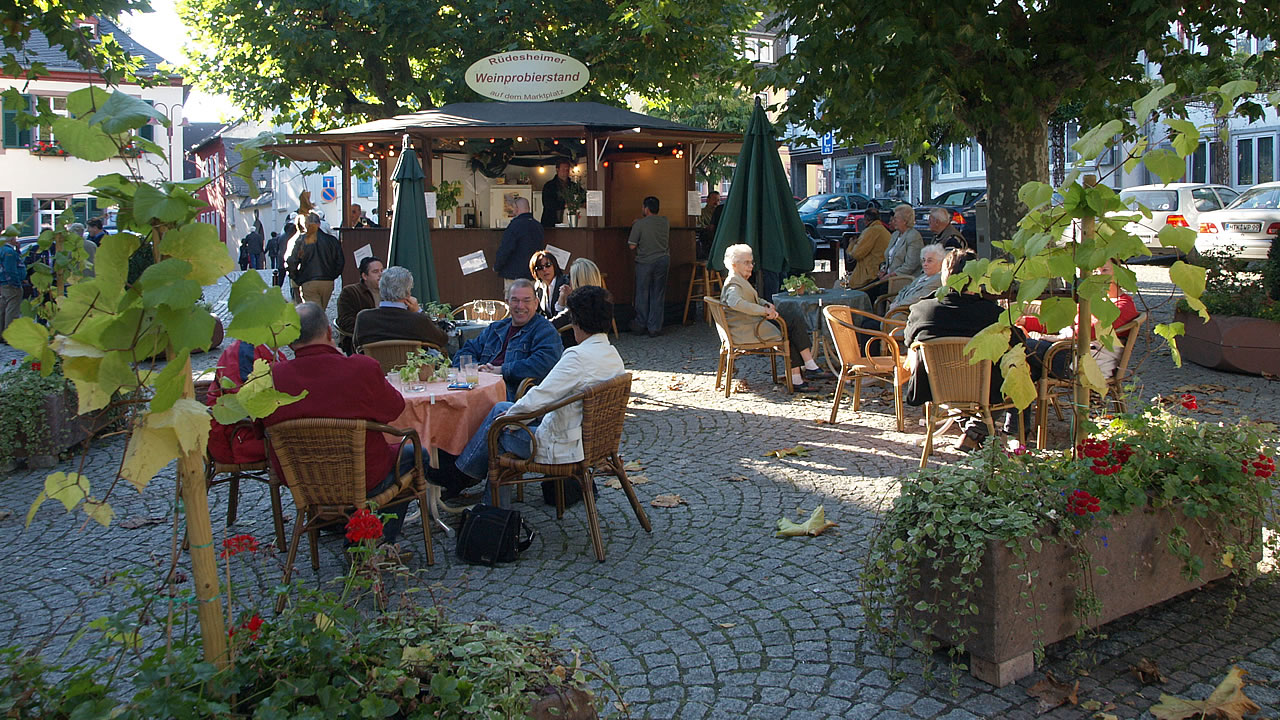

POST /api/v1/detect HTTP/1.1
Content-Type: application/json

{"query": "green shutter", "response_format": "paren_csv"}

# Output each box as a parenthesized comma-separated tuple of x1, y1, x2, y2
(17, 198, 34, 235)
(140, 99, 155, 142)
(3, 93, 32, 148)
(72, 198, 89, 225)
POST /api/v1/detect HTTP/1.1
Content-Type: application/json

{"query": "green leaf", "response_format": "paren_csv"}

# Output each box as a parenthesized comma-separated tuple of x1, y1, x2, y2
(91, 90, 167, 134)
(1155, 322, 1185, 367)
(133, 184, 190, 224)
(1216, 79, 1258, 115)
(211, 392, 248, 425)
(65, 86, 112, 117)
(2, 317, 49, 358)
(1124, 137, 1148, 173)
(1162, 117, 1200, 158)
(137, 258, 202, 309)
(51, 116, 119, 161)
(1018, 181, 1054, 210)
(159, 306, 216, 353)
(46, 472, 90, 513)
(226, 271, 301, 347)
(999, 350, 1036, 410)
(97, 349, 138, 396)
(1037, 297, 1077, 334)
(1015, 277, 1049, 303)
(1157, 224, 1197, 253)
(1071, 119, 1123, 161)
(1133, 83, 1177, 121)
(964, 324, 1011, 364)
(83, 498, 116, 528)
(1143, 148, 1186, 184)
(150, 349, 191, 414)
(25, 490, 48, 527)
(1169, 260, 1208, 320)
(158, 222, 234, 284)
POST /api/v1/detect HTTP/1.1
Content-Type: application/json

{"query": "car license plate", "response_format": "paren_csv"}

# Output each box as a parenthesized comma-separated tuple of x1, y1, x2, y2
(824, 217, 839, 224)
(1226, 222, 1261, 233)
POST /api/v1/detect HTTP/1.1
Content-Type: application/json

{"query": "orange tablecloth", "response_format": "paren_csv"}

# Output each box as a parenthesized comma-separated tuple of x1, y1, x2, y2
(389, 371, 506, 456)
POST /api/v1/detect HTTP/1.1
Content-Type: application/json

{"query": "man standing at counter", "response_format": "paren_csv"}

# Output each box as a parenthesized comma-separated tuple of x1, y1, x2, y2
(540, 159, 582, 228)
(628, 196, 670, 337)
(495, 196, 544, 291)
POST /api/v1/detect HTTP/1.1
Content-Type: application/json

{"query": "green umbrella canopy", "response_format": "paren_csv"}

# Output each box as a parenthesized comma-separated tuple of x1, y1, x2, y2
(708, 99, 813, 279)
(388, 138, 439, 303)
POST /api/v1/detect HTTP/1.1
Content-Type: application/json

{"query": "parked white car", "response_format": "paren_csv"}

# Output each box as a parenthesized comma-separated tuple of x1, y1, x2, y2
(1115, 183, 1239, 256)
(1195, 181, 1280, 260)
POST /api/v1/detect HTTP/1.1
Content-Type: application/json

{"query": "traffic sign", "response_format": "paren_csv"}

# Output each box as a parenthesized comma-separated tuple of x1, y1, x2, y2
(322, 175, 335, 189)
(321, 187, 337, 203)
(820, 132, 835, 155)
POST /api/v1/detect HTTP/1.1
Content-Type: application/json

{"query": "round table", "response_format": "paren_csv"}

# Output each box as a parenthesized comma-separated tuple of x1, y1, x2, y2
(772, 288, 872, 375)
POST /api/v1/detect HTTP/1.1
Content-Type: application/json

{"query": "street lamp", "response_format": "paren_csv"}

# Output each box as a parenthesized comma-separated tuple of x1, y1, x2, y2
(150, 101, 187, 180)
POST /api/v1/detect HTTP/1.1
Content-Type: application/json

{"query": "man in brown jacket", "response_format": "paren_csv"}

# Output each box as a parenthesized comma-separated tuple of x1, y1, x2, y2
(336, 256, 383, 354)
(845, 206, 891, 288)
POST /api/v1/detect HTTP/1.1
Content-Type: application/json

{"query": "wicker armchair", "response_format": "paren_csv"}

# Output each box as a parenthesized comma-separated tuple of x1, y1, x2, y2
(453, 300, 510, 322)
(1034, 312, 1147, 448)
(704, 296, 793, 397)
(358, 339, 440, 374)
(914, 337, 1025, 468)
(851, 272, 913, 298)
(486, 373, 650, 562)
(822, 305, 908, 430)
(266, 418, 435, 612)
(192, 379, 288, 552)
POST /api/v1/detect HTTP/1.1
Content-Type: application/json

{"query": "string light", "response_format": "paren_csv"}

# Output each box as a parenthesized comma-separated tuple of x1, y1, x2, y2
(653, 158, 658, 164)
(552, 139, 559, 145)
(602, 161, 609, 167)
(489, 138, 495, 143)
(657, 141, 663, 148)
(634, 162, 640, 169)
(537, 166, 545, 174)
(516, 136, 523, 142)
(617, 142, 623, 149)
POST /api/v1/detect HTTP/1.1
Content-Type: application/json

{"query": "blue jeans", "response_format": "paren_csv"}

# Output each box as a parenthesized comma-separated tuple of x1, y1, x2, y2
(455, 401, 536, 506)
(633, 257, 670, 333)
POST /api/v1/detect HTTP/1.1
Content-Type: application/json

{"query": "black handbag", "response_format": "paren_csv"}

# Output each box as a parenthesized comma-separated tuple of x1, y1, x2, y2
(456, 506, 535, 566)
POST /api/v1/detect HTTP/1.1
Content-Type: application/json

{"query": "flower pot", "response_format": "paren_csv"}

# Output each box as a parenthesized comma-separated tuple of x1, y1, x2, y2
(1175, 309, 1280, 376)
(8, 391, 95, 462)
(910, 505, 1257, 687)
(207, 316, 225, 352)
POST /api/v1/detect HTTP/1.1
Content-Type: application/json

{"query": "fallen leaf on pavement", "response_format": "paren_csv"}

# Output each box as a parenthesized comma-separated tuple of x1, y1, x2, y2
(1027, 672, 1078, 714)
(776, 506, 837, 537)
(650, 494, 686, 508)
(734, 379, 749, 392)
(813, 418, 830, 424)
(1198, 407, 1224, 415)
(1081, 700, 1102, 711)
(119, 516, 167, 530)
(1171, 383, 1228, 394)
(720, 475, 747, 482)
(1149, 666, 1259, 720)
(604, 474, 649, 490)
(0, 508, 12, 521)
(764, 445, 809, 458)
(1131, 658, 1167, 685)
(666, 381, 685, 391)
(717, 622, 736, 628)
(1097, 714, 1119, 720)
(623, 460, 644, 472)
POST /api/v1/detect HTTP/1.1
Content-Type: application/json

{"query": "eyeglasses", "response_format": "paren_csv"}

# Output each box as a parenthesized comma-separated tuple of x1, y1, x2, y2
(534, 262, 553, 270)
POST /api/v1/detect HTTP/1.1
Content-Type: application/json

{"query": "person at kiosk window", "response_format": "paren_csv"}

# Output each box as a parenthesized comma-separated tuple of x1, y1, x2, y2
(496, 196, 545, 292)
(540, 159, 582, 228)
(454, 279, 563, 401)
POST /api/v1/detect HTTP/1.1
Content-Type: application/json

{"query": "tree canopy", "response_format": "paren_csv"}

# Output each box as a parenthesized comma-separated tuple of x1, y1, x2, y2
(179, 0, 764, 131)
(2, 0, 158, 84)
(761, 0, 1280, 241)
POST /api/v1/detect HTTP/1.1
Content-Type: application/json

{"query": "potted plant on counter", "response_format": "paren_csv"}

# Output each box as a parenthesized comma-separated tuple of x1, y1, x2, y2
(562, 183, 587, 227)
(432, 180, 463, 228)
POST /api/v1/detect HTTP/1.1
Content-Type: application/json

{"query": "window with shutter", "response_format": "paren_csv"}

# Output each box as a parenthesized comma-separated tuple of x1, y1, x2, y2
(17, 198, 35, 235)
(3, 94, 32, 148)
(140, 99, 155, 142)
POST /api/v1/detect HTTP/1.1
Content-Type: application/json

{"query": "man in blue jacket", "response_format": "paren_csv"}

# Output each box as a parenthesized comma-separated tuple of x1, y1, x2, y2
(454, 279, 562, 401)
(494, 196, 544, 292)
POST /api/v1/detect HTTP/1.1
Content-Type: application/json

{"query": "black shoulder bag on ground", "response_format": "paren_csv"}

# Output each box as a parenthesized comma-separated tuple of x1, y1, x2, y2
(456, 506, 535, 566)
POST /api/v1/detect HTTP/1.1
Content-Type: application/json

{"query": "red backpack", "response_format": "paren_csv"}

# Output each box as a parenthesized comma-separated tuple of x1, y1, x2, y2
(206, 341, 281, 464)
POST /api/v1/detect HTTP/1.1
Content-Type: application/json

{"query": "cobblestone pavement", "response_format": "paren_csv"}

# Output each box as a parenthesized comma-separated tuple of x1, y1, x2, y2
(2, 267, 1279, 719)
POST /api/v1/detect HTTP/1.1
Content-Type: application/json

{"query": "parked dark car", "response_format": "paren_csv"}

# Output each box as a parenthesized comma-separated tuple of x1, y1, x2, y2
(914, 187, 986, 246)
(797, 193, 871, 239)
(814, 196, 909, 248)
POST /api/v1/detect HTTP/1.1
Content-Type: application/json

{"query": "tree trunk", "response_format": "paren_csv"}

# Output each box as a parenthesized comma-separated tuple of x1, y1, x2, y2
(920, 159, 933, 203)
(978, 116, 1050, 249)
(1211, 116, 1230, 185)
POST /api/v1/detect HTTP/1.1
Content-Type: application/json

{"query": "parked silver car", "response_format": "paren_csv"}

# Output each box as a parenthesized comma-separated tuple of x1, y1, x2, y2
(1116, 183, 1239, 255)
(1195, 181, 1280, 260)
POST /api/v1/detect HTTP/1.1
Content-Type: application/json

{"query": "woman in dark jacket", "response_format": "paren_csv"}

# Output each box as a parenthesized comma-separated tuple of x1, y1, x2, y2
(529, 250, 569, 320)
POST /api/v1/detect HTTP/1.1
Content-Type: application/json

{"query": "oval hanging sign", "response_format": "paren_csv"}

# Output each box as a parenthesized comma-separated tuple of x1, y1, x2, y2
(465, 51, 590, 102)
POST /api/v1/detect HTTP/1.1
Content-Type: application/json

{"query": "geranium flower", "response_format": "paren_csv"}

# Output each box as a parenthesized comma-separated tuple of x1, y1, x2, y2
(345, 508, 384, 543)
(1243, 453, 1275, 479)
(229, 613, 264, 640)
(1180, 394, 1198, 410)
(219, 533, 259, 558)
(1068, 489, 1102, 515)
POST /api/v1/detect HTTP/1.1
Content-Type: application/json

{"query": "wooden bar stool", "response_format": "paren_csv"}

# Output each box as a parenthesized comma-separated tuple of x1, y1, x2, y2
(683, 261, 724, 324)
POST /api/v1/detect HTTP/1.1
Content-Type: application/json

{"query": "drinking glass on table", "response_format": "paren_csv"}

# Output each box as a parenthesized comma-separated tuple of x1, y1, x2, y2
(464, 358, 480, 385)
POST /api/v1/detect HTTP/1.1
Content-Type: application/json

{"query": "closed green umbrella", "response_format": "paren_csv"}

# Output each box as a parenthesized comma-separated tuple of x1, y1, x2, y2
(708, 99, 813, 291)
(388, 137, 439, 303)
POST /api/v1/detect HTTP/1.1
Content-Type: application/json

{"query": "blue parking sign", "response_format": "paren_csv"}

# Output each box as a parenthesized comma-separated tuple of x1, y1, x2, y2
(820, 132, 834, 155)
(322, 175, 335, 189)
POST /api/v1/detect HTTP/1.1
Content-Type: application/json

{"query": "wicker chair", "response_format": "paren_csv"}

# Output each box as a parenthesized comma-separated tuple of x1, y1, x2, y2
(453, 300, 510, 322)
(266, 418, 435, 612)
(486, 373, 651, 562)
(192, 379, 288, 552)
(914, 337, 1025, 468)
(822, 305, 908, 430)
(358, 339, 439, 374)
(1034, 312, 1147, 448)
(704, 296, 793, 397)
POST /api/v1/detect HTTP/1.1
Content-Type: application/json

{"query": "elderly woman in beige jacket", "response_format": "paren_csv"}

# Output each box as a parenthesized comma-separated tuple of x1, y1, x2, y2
(720, 243, 831, 392)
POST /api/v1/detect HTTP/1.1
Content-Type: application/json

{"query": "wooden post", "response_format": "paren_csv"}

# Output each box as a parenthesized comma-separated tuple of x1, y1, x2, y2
(1073, 175, 1097, 450)
(341, 144, 352, 227)
(378, 157, 391, 225)
(584, 131, 596, 228)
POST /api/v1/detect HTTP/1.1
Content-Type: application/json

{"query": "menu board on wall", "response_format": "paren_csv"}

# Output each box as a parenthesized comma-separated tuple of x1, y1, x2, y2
(585, 190, 604, 217)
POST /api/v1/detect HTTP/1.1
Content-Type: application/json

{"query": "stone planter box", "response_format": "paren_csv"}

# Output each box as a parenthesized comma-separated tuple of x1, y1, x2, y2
(9, 392, 96, 467)
(912, 505, 1252, 687)
(1176, 309, 1280, 376)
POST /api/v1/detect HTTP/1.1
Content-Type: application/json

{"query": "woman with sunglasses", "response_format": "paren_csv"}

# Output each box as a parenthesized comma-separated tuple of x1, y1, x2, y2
(529, 250, 569, 320)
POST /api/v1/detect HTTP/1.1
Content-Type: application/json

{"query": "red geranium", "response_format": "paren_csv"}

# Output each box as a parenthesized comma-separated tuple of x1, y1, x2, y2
(1242, 453, 1275, 479)
(219, 534, 259, 558)
(229, 613, 264, 640)
(345, 508, 384, 543)
(1068, 489, 1102, 516)
(30, 362, 40, 372)
(1077, 437, 1133, 475)
(1077, 438, 1110, 459)
(1180, 393, 1198, 410)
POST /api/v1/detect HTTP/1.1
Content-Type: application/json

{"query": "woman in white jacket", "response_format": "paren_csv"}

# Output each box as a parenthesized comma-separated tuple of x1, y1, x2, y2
(454, 285, 624, 503)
